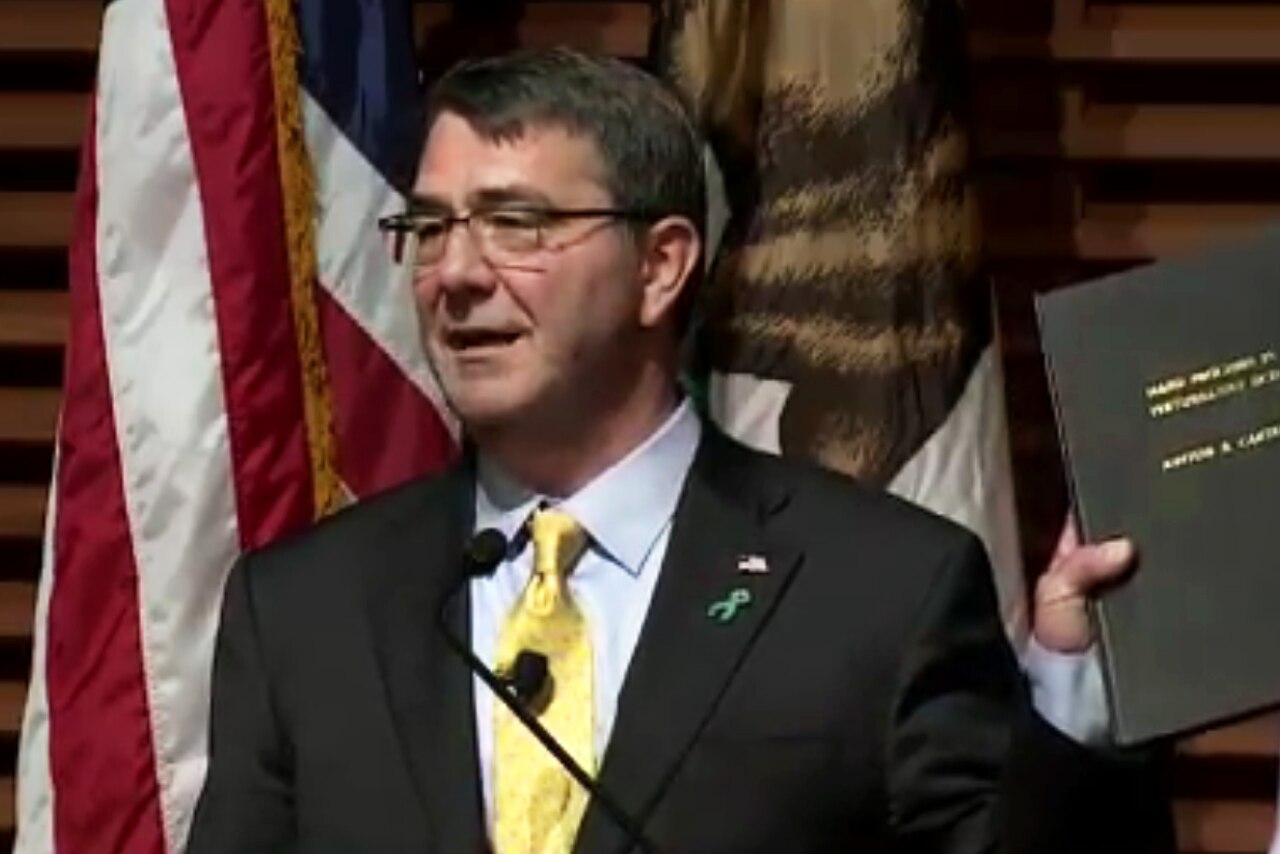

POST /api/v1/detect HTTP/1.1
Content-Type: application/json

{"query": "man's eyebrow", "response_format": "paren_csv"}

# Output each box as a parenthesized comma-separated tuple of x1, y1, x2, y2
(406, 193, 450, 213)
(405, 186, 558, 213)
(471, 186, 555, 208)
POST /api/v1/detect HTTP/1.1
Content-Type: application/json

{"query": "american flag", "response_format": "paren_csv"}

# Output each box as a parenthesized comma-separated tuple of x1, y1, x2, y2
(13, 0, 454, 850)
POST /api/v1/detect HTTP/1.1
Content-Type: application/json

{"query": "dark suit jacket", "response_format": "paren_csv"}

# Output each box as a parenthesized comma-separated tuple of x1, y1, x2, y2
(187, 429, 1174, 854)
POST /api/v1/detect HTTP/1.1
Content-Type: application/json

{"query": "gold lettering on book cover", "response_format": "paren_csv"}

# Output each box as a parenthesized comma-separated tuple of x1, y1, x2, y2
(1146, 349, 1280, 473)
(1146, 350, 1278, 418)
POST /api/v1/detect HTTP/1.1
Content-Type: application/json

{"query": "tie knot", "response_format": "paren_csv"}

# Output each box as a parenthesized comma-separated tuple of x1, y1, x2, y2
(530, 508, 587, 580)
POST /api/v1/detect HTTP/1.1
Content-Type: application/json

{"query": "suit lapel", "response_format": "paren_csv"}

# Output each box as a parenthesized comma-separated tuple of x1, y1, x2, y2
(574, 432, 803, 854)
(365, 461, 489, 854)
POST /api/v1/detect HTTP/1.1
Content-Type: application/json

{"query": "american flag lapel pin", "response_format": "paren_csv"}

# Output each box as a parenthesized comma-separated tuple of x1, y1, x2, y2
(736, 554, 769, 575)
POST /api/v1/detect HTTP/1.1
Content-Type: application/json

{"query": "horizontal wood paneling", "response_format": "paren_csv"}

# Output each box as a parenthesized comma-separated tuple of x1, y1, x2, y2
(0, 682, 25, 736)
(1175, 800, 1276, 853)
(981, 98, 1280, 162)
(0, 192, 73, 249)
(0, 582, 35, 641)
(0, 389, 58, 444)
(0, 1, 101, 54)
(987, 203, 1280, 262)
(978, 4, 1280, 850)
(1183, 715, 1280, 760)
(0, 92, 86, 151)
(972, 2, 1280, 63)
(0, 291, 67, 348)
(0, 485, 46, 540)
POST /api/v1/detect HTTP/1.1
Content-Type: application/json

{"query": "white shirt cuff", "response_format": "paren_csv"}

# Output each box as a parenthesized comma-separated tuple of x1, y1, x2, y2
(1021, 637, 1111, 746)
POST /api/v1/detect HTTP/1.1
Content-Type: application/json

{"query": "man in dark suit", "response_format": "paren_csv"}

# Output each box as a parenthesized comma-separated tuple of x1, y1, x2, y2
(187, 48, 1173, 854)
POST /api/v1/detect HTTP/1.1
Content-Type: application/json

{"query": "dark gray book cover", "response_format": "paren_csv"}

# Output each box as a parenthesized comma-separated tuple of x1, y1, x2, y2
(1036, 225, 1280, 745)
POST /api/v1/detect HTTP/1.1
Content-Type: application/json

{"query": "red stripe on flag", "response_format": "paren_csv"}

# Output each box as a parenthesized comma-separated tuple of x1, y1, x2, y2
(317, 286, 456, 496)
(165, 0, 314, 549)
(48, 98, 167, 854)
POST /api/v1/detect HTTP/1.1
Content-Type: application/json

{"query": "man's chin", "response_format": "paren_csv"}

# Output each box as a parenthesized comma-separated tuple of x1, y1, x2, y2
(446, 394, 533, 435)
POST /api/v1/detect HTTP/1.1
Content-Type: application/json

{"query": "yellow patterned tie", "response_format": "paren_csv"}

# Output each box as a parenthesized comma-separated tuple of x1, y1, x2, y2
(494, 508, 593, 854)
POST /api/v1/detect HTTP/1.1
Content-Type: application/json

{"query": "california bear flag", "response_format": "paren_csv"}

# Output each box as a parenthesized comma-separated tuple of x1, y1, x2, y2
(659, 0, 1026, 638)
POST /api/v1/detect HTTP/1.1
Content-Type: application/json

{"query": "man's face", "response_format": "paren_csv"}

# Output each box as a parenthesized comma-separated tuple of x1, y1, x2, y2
(411, 112, 644, 432)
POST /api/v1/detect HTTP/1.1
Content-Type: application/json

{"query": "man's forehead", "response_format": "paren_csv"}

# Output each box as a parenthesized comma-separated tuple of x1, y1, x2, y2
(415, 113, 607, 197)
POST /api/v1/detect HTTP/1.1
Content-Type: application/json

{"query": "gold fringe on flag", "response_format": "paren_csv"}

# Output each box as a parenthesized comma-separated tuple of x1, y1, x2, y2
(262, 0, 345, 518)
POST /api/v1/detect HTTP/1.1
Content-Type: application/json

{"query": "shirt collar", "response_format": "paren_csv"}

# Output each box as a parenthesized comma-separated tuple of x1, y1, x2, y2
(474, 400, 701, 577)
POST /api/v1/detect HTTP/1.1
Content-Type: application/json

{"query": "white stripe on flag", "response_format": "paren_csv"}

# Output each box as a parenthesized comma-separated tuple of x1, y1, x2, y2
(304, 94, 457, 434)
(95, 0, 242, 846)
(12, 464, 59, 854)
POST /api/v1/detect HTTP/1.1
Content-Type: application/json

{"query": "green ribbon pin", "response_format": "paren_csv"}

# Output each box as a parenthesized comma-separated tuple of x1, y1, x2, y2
(707, 587, 752, 624)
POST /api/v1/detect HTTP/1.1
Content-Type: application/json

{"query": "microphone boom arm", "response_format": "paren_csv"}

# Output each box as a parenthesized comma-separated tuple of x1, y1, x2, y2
(435, 598, 661, 854)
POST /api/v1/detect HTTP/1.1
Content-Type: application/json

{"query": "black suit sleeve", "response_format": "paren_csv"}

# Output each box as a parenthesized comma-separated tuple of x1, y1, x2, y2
(187, 555, 297, 853)
(886, 533, 1175, 854)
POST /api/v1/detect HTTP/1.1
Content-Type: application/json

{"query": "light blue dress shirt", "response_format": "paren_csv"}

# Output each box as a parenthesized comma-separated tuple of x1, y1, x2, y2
(470, 400, 701, 822)
(468, 398, 1108, 829)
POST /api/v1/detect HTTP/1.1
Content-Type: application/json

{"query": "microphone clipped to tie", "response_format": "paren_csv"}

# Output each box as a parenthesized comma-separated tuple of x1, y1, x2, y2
(505, 648, 550, 707)
(439, 527, 661, 854)
(455, 527, 552, 704)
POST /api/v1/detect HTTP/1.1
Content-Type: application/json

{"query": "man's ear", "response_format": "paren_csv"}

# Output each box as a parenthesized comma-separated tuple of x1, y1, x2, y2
(637, 216, 701, 329)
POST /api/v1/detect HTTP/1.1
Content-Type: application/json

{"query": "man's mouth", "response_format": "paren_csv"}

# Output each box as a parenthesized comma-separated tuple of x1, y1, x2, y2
(444, 328, 524, 351)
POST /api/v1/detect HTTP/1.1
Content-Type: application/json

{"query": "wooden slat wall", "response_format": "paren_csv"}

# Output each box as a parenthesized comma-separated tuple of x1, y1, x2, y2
(973, 1, 1280, 852)
(0, 1, 1275, 851)
(0, 0, 83, 847)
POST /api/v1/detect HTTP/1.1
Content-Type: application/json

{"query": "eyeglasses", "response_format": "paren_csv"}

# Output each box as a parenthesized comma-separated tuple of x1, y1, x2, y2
(377, 206, 662, 271)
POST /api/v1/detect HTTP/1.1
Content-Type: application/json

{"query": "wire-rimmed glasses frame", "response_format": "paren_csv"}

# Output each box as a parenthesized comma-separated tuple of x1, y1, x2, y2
(377, 205, 663, 271)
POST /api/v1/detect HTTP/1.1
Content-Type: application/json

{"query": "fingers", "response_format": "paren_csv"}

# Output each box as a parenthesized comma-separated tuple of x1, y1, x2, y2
(1052, 514, 1080, 561)
(1048, 537, 1136, 601)
(1035, 513, 1138, 652)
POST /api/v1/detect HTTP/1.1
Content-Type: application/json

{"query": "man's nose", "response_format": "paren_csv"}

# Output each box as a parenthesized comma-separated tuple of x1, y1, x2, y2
(435, 221, 497, 297)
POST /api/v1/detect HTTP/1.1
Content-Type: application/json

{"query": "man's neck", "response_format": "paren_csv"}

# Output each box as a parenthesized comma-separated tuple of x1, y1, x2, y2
(472, 381, 681, 498)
